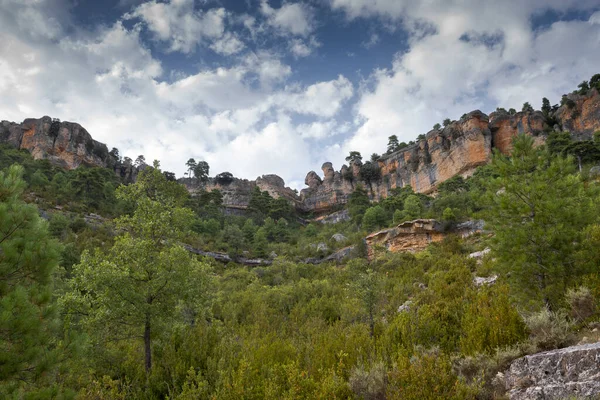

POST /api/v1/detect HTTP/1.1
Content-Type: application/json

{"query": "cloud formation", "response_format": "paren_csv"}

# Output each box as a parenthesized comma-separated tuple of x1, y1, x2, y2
(0, 0, 599, 190)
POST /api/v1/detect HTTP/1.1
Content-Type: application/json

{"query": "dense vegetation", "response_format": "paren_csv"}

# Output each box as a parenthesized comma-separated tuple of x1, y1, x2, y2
(2, 79, 600, 398)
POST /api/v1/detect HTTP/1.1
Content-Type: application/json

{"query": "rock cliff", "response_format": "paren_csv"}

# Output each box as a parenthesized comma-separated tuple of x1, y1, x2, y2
(299, 90, 600, 213)
(183, 174, 300, 213)
(3, 89, 600, 215)
(0, 116, 112, 169)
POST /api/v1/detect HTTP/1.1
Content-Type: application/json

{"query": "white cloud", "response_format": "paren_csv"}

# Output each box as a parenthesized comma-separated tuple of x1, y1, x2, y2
(260, 1, 314, 37)
(126, 0, 234, 54)
(289, 37, 321, 58)
(209, 32, 245, 55)
(279, 75, 354, 118)
(0, 1, 353, 189)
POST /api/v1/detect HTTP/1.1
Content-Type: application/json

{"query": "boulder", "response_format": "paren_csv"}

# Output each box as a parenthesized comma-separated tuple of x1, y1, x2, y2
(331, 233, 347, 242)
(504, 342, 600, 400)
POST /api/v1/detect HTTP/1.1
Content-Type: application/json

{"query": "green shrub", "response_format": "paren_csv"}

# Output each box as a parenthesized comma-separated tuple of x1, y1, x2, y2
(525, 309, 572, 350)
(566, 286, 596, 323)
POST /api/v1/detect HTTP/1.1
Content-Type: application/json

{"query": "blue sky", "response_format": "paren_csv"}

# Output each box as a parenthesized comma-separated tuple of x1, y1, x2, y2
(1, 0, 600, 189)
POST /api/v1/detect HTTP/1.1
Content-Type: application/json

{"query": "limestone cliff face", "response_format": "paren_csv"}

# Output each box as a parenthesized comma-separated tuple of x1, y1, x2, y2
(489, 110, 547, 154)
(3, 89, 600, 216)
(0, 116, 112, 169)
(556, 89, 600, 140)
(300, 110, 493, 212)
(300, 90, 600, 213)
(184, 174, 300, 213)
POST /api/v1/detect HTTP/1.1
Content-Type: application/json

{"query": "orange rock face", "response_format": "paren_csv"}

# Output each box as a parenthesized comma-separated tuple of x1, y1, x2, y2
(365, 219, 484, 258)
(489, 111, 547, 154)
(365, 219, 446, 258)
(557, 89, 600, 140)
(0, 116, 110, 169)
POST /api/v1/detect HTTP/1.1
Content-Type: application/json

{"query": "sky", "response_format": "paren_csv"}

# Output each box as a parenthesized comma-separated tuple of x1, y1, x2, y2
(1, 0, 600, 190)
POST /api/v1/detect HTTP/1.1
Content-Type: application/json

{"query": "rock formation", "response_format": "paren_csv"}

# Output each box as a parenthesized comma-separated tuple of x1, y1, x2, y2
(183, 174, 300, 214)
(0, 116, 113, 170)
(504, 342, 600, 400)
(364, 219, 484, 258)
(299, 90, 600, 214)
(3, 89, 600, 216)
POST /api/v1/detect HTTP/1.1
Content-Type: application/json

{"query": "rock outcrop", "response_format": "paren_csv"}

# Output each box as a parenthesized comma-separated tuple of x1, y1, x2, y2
(365, 219, 485, 258)
(504, 342, 600, 400)
(299, 90, 600, 213)
(183, 174, 300, 214)
(3, 89, 600, 216)
(0, 116, 113, 169)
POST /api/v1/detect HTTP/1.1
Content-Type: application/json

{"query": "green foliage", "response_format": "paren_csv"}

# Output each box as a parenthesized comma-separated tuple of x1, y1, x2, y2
(362, 205, 387, 232)
(348, 185, 370, 224)
(541, 97, 551, 115)
(0, 165, 63, 396)
(484, 135, 597, 308)
(402, 194, 422, 220)
(443, 118, 451, 126)
(359, 161, 381, 185)
(345, 151, 363, 164)
(460, 285, 527, 355)
(522, 102, 533, 112)
(433, 123, 441, 130)
(65, 162, 213, 374)
(387, 350, 477, 400)
(387, 135, 400, 154)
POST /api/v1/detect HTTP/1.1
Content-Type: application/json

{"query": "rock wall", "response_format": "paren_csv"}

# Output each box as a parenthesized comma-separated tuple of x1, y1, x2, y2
(364, 219, 484, 258)
(504, 342, 600, 400)
(299, 90, 600, 213)
(183, 174, 300, 212)
(3, 89, 600, 215)
(0, 116, 112, 169)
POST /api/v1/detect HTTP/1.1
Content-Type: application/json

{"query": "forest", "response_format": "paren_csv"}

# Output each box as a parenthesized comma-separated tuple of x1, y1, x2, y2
(2, 94, 600, 398)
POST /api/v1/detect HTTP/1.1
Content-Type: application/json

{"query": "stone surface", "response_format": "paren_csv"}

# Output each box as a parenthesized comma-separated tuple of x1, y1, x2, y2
(365, 219, 446, 258)
(365, 219, 485, 258)
(489, 110, 547, 154)
(504, 342, 600, 400)
(331, 233, 347, 242)
(474, 275, 498, 287)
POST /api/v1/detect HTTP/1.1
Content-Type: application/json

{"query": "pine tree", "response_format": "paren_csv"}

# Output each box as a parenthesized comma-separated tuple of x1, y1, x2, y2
(65, 161, 212, 374)
(484, 135, 596, 307)
(0, 165, 62, 395)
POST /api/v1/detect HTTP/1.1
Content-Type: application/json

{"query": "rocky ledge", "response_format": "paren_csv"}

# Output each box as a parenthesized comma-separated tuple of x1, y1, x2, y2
(364, 219, 484, 258)
(504, 342, 600, 400)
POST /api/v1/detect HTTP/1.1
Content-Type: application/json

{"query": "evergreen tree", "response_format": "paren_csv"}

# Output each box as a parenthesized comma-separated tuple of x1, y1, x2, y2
(484, 135, 596, 307)
(387, 135, 400, 154)
(66, 161, 212, 374)
(0, 165, 62, 395)
(345, 151, 363, 164)
(541, 97, 551, 115)
(348, 185, 370, 224)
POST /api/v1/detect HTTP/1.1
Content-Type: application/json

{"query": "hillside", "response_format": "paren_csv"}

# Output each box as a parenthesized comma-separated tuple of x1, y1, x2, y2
(3, 76, 600, 399)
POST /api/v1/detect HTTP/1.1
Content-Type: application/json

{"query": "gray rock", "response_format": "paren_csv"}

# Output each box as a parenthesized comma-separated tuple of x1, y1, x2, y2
(397, 300, 413, 313)
(331, 233, 347, 242)
(590, 165, 600, 178)
(468, 247, 491, 259)
(316, 242, 328, 252)
(269, 251, 278, 259)
(474, 275, 497, 287)
(504, 342, 600, 399)
(317, 209, 351, 224)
